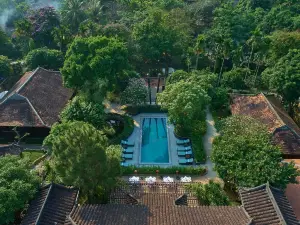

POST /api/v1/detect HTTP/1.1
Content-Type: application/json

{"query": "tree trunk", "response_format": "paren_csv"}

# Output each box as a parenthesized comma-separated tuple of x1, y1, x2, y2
(155, 76, 161, 104)
(147, 77, 151, 105)
(213, 59, 218, 73)
(218, 57, 225, 86)
(195, 53, 199, 70)
(246, 45, 254, 79)
(254, 64, 260, 87)
(288, 102, 295, 118)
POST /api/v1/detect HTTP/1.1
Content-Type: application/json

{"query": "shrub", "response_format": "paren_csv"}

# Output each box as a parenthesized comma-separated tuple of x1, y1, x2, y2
(121, 165, 206, 175)
(120, 78, 148, 105)
(107, 114, 134, 145)
(123, 105, 167, 116)
(25, 48, 64, 70)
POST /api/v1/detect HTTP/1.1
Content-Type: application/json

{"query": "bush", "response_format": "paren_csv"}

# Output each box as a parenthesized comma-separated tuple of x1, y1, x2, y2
(107, 114, 134, 145)
(25, 48, 64, 70)
(120, 78, 148, 105)
(124, 105, 167, 116)
(122, 165, 206, 175)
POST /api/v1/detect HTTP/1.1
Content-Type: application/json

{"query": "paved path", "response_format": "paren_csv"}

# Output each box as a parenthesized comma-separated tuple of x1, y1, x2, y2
(202, 108, 218, 180)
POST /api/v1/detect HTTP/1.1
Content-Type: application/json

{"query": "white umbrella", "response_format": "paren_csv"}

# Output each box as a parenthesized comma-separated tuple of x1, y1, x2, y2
(163, 176, 174, 183)
(145, 176, 156, 184)
(129, 176, 140, 183)
(180, 176, 192, 183)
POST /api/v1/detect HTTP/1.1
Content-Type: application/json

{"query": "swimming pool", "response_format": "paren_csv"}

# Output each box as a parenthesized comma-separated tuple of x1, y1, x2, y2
(140, 118, 169, 163)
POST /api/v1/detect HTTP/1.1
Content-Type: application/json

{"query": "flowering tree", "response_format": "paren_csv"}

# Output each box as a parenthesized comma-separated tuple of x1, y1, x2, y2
(121, 78, 148, 105)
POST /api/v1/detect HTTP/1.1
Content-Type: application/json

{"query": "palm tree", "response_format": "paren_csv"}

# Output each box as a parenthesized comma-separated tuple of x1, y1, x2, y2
(87, 0, 104, 23)
(61, 0, 86, 32)
(194, 34, 206, 70)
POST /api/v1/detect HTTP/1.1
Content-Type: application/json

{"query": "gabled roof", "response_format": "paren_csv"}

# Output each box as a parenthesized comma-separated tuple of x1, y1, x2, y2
(239, 183, 299, 225)
(65, 182, 252, 225)
(21, 183, 79, 225)
(231, 93, 300, 157)
(0, 68, 73, 128)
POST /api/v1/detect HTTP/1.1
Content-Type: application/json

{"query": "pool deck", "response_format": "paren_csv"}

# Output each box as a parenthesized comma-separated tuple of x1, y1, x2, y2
(125, 113, 180, 167)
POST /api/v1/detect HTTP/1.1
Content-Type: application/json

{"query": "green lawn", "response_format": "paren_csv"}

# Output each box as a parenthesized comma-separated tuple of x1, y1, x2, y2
(21, 150, 45, 164)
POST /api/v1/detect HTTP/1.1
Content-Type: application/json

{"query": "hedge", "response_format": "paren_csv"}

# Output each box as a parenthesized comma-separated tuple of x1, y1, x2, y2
(123, 105, 167, 116)
(107, 113, 134, 144)
(122, 165, 207, 175)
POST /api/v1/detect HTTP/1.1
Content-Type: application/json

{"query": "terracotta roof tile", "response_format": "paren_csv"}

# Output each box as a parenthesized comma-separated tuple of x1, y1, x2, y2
(285, 183, 300, 221)
(21, 183, 78, 225)
(273, 127, 300, 157)
(0, 68, 73, 127)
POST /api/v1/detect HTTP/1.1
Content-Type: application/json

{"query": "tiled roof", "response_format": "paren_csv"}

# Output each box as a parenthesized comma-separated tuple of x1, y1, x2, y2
(0, 144, 23, 156)
(0, 95, 44, 127)
(231, 93, 300, 157)
(21, 183, 79, 225)
(239, 183, 299, 225)
(231, 93, 284, 132)
(65, 182, 252, 225)
(286, 181, 300, 220)
(66, 205, 251, 225)
(0, 67, 73, 127)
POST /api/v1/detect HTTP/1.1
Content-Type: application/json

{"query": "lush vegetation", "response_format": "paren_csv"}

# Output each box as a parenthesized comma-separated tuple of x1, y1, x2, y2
(21, 150, 46, 165)
(120, 78, 148, 105)
(0, 155, 39, 225)
(212, 116, 299, 189)
(121, 165, 207, 175)
(43, 121, 122, 202)
(185, 181, 229, 206)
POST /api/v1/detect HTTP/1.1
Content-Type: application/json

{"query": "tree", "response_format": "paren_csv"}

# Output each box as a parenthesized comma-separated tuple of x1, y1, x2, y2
(262, 49, 300, 115)
(166, 70, 190, 85)
(43, 121, 121, 202)
(157, 80, 210, 133)
(60, 96, 106, 130)
(0, 28, 19, 59)
(0, 155, 39, 225)
(221, 67, 251, 90)
(120, 78, 148, 105)
(186, 180, 229, 206)
(212, 115, 299, 189)
(61, 0, 86, 32)
(102, 23, 131, 41)
(52, 25, 73, 52)
(61, 36, 129, 93)
(0, 55, 12, 82)
(25, 48, 64, 70)
(87, 0, 104, 23)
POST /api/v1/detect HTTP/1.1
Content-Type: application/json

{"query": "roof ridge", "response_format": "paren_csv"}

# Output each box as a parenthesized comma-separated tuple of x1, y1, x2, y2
(266, 182, 287, 225)
(239, 206, 253, 225)
(21, 94, 47, 127)
(38, 67, 61, 74)
(35, 183, 53, 224)
(261, 93, 285, 130)
(15, 67, 40, 94)
(239, 183, 267, 193)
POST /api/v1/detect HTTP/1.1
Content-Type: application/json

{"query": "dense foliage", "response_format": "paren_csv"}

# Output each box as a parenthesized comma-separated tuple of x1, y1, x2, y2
(0, 155, 39, 225)
(212, 115, 299, 189)
(120, 78, 148, 105)
(43, 121, 121, 202)
(25, 48, 64, 70)
(0, 55, 12, 80)
(60, 96, 106, 130)
(185, 181, 229, 206)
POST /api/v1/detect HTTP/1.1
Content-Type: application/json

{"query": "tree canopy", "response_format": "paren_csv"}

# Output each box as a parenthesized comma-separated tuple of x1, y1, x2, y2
(212, 115, 299, 189)
(120, 78, 148, 105)
(0, 155, 39, 225)
(43, 121, 121, 202)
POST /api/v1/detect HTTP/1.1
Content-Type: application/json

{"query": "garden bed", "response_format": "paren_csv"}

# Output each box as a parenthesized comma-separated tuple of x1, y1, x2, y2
(123, 105, 167, 116)
(122, 165, 207, 176)
(106, 113, 134, 145)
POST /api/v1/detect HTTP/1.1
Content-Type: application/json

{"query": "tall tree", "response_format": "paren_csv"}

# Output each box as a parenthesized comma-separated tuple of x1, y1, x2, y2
(262, 49, 300, 116)
(0, 155, 39, 225)
(43, 121, 121, 202)
(212, 115, 299, 189)
(61, 0, 86, 32)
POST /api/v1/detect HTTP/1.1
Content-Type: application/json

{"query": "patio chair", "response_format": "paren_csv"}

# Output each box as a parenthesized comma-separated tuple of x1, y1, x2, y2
(122, 153, 133, 159)
(176, 139, 190, 145)
(177, 150, 192, 157)
(177, 146, 192, 151)
(121, 140, 135, 146)
(179, 158, 194, 165)
(122, 147, 134, 154)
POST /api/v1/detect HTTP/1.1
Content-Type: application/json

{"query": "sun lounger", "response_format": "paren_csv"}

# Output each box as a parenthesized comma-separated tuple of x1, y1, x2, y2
(179, 158, 194, 165)
(123, 148, 133, 154)
(176, 139, 190, 145)
(121, 162, 129, 167)
(122, 153, 133, 159)
(177, 146, 192, 151)
(121, 140, 135, 146)
(178, 150, 192, 156)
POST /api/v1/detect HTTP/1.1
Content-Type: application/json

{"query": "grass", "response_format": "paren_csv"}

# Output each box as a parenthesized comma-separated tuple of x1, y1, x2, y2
(21, 150, 45, 164)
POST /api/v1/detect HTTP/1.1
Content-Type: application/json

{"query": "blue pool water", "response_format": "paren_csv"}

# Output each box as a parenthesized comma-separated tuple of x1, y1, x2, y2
(141, 118, 169, 163)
